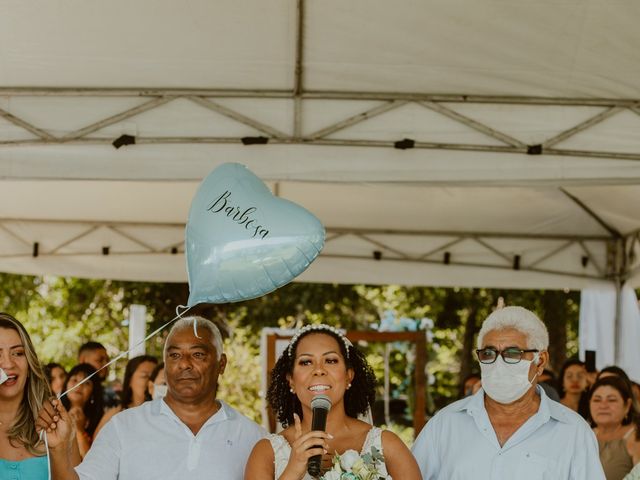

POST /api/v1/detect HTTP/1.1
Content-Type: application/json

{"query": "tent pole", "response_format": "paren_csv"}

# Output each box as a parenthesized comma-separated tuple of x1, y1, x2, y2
(614, 275, 622, 366)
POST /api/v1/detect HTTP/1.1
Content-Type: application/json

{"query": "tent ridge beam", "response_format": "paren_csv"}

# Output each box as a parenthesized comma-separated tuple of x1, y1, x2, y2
(306, 100, 408, 140)
(542, 107, 624, 148)
(419, 101, 526, 148)
(187, 96, 289, 138)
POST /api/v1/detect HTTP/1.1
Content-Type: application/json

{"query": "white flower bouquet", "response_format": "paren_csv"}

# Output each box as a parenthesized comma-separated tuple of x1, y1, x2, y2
(320, 447, 390, 480)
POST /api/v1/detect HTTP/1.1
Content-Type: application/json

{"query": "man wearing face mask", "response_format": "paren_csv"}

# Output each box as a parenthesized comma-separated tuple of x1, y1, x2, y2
(412, 306, 605, 480)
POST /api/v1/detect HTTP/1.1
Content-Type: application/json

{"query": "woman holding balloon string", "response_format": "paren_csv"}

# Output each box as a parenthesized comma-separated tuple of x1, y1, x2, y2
(0, 312, 80, 479)
(244, 324, 421, 480)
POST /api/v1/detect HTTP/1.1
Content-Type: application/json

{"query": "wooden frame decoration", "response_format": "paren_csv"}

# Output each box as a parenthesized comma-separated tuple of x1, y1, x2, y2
(264, 330, 427, 437)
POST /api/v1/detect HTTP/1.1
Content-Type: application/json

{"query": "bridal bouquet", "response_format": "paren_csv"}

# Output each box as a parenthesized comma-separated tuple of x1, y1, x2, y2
(320, 447, 390, 480)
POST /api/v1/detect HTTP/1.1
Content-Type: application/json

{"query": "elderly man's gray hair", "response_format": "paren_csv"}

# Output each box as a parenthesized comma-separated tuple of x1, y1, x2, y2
(164, 316, 224, 360)
(477, 306, 549, 351)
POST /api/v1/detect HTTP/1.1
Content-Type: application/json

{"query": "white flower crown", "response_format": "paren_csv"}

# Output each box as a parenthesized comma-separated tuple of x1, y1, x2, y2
(287, 324, 353, 358)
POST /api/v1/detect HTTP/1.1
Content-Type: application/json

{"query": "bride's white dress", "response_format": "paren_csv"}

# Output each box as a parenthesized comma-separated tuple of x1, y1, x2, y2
(267, 426, 390, 479)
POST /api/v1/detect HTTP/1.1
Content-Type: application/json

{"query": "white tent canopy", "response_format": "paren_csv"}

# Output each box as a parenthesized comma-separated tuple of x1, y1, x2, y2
(1, 0, 640, 293)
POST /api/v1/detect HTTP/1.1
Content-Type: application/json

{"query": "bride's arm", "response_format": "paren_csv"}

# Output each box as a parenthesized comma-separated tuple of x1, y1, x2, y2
(244, 439, 276, 480)
(381, 431, 423, 480)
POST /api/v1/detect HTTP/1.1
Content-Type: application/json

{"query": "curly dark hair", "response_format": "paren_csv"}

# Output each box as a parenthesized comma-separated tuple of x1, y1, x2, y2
(267, 326, 376, 428)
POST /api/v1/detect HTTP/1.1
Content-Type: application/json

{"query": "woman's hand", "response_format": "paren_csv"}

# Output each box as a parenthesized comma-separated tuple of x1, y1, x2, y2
(280, 413, 332, 480)
(68, 406, 88, 432)
(36, 398, 75, 451)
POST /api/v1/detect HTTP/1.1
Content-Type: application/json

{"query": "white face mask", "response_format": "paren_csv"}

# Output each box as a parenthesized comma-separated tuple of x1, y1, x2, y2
(152, 384, 168, 400)
(480, 354, 539, 404)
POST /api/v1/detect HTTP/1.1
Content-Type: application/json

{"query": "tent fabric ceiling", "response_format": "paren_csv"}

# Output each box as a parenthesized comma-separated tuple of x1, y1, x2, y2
(1, 0, 639, 290)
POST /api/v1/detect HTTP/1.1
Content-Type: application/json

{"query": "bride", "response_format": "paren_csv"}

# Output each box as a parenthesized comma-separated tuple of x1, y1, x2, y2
(245, 324, 421, 480)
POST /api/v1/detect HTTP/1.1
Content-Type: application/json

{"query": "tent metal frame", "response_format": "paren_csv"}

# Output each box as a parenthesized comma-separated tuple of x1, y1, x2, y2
(1, 88, 639, 161)
(0, 216, 632, 284)
(1, 0, 638, 364)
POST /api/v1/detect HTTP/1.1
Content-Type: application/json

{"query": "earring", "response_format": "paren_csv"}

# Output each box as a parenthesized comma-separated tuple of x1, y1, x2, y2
(347, 383, 352, 389)
(290, 387, 295, 394)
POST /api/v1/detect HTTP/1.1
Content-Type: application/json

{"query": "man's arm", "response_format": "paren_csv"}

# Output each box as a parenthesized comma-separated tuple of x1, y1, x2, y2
(411, 417, 439, 480)
(570, 424, 605, 480)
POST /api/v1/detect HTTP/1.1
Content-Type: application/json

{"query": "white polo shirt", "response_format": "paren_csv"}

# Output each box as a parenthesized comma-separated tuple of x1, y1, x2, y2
(412, 386, 605, 480)
(76, 398, 265, 480)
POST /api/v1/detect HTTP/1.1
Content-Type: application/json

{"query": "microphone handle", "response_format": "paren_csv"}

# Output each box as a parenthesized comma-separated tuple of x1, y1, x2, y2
(307, 407, 329, 477)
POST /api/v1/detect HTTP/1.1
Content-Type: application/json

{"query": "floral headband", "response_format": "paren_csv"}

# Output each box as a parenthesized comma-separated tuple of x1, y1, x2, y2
(286, 324, 353, 358)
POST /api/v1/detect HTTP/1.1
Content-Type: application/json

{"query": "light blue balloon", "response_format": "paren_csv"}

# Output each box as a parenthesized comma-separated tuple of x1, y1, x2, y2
(185, 163, 325, 305)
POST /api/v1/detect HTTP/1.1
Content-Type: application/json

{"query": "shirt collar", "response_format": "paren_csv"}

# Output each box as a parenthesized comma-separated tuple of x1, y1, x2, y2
(457, 385, 571, 424)
(156, 396, 230, 426)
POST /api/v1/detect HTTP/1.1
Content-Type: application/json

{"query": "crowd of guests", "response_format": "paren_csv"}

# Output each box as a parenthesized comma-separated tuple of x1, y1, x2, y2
(0, 308, 639, 479)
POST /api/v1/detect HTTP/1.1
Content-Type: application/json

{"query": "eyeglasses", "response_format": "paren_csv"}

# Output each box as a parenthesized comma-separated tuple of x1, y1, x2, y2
(476, 347, 539, 364)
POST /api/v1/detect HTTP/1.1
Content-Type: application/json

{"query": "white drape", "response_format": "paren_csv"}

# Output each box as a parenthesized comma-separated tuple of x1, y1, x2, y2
(579, 285, 640, 383)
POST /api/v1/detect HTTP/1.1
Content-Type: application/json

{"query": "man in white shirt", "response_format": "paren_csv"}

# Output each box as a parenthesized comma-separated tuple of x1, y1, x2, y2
(412, 306, 605, 480)
(38, 316, 265, 480)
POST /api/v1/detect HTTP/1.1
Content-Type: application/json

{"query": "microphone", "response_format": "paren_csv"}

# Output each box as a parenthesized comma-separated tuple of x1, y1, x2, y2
(307, 394, 332, 477)
(0, 368, 7, 385)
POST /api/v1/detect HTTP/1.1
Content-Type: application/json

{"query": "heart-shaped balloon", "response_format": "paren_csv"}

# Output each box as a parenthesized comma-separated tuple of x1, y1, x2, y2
(185, 163, 325, 305)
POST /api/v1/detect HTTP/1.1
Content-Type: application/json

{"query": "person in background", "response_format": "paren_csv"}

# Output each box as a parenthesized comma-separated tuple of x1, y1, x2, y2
(539, 369, 557, 387)
(147, 362, 166, 400)
(61, 363, 105, 457)
(78, 341, 118, 408)
(633, 383, 640, 410)
(598, 366, 640, 413)
(589, 376, 640, 480)
(38, 316, 265, 480)
(538, 368, 561, 401)
(412, 306, 605, 479)
(559, 359, 590, 418)
(45, 362, 67, 398)
(93, 355, 158, 436)
(459, 372, 481, 399)
(0, 313, 77, 479)
(77, 342, 109, 382)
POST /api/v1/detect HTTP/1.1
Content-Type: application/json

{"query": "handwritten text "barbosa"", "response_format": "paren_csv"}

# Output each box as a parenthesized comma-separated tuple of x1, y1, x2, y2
(206, 191, 270, 239)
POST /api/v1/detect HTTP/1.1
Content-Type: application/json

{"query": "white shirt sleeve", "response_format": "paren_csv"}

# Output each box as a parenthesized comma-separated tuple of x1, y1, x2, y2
(411, 417, 440, 480)
(75, 418, 122, 480)
(569, 424, 606, 480)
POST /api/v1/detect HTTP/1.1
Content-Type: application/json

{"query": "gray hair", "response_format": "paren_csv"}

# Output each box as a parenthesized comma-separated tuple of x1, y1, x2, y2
(477, 306, 549, 351)
(164, 316, 224, 360)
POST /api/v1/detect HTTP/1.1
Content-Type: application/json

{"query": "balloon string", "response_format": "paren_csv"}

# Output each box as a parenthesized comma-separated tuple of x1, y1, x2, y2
(175, 305, 201, 339)
(40, 304, 194, 480)
(58, 305, 193, 401)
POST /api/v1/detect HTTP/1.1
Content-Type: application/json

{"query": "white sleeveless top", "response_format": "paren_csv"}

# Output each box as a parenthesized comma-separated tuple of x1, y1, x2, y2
(267, 426, 390, 479)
